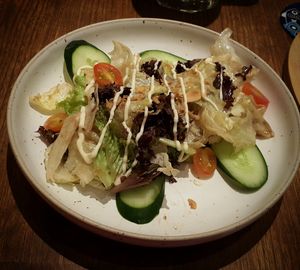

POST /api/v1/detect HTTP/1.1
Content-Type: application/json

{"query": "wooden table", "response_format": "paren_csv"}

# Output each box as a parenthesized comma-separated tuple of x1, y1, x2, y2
(1, 0, 299, 269)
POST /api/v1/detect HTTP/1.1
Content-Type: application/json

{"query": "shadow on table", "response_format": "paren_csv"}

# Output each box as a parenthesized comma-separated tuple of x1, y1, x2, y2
(7, 145, 281, 270)
(131, 0, 221, 26)
(222, 0, 259, 5)
(282, 45, 300, 108)
(132, 0, 259, 27)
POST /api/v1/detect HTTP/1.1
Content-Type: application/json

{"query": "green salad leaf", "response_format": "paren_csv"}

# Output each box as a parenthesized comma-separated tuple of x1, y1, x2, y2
(93, 108, 126, 189)
(58, 75, 87, 114)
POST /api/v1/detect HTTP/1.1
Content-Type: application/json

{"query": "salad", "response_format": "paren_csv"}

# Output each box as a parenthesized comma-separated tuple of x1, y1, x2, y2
(29, 29, 273, 224)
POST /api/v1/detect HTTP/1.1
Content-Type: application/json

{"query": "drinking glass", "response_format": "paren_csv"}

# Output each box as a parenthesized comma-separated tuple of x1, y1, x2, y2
(156, 0, 219, 13)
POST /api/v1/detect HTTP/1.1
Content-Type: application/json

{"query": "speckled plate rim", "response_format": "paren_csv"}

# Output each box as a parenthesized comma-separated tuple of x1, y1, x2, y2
(7, 18, 300, 247)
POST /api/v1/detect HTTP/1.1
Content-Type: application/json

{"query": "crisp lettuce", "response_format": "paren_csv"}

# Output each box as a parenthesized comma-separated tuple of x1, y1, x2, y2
(92, 108, 126, 189)
(58, 75, 87, 114)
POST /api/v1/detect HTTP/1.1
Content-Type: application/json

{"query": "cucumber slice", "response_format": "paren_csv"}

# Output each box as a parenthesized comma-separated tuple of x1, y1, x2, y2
(116, 175, 165, 224)
(64, 40, 110, 79)
(139, 49, 186, 63)
(211, 140, 268, 189)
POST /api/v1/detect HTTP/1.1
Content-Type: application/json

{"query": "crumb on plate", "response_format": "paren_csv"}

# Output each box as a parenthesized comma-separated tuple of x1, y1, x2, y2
(188, 198, 197, 209)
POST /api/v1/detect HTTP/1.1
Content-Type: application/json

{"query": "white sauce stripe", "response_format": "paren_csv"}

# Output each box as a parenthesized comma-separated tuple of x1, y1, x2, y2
(75, 52, 209, 179)
(121, 54, 140, 173)
(219, 69, 223, 100)
(135, 106, 148, 143)
(84, 79, 96, 97)
(79, 106, 86, 129)
(195, 68, 206, 98)
(171, 65, 177, 79)
(196, 68, 219, 111)
(121, 121, 133, 173)
(163, 74, 180, 147)
(77, 86, 124, 164)
(179, 77, 190, 130)
(76, 59, 132, 166)
(124, 159, 138, 177)
(73, 65, 93, 84)
(135, 67, 156, 144)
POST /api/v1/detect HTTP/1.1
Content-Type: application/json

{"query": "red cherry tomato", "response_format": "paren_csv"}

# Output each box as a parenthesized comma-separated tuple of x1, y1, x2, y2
(192, 147, 217, 179)
(242, 82, 269, 108)
(93, 63, 123, 87)
(44, 112, 67, 132)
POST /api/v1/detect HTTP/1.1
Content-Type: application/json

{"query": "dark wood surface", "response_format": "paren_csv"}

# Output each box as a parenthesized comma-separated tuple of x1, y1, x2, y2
(1, 0, 299, 269)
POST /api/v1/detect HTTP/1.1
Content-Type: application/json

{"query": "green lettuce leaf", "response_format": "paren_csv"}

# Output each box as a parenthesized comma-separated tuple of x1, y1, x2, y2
(58, 75, 87, 114)
(93, 108, 136, 189)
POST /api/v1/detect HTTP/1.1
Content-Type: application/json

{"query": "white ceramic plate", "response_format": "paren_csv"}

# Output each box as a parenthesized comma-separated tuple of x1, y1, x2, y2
(7, 18, 300, 247)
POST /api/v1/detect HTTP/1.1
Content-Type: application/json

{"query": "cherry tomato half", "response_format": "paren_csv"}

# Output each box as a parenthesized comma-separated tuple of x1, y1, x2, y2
(93, 63, 123, 87)
(242, 82, 269, 108)
(44, 112, 67, 132)
(192, 147, 217, 179)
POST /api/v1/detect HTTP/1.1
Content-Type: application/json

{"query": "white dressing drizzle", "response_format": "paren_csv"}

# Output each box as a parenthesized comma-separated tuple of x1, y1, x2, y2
(121, 54, 140, 173)
(124, 61, 159, 176)
(165, 69, 190, 161)
(171, 65, 177, 79)
(79, 106, 86, 128)
(76, 68, 129, 164)
(76, 65, 93, 76)
(135, 66, 157, 143)
(195, 68, 206, 98)
(164, 74, 172, 96)
(163, 74, 181, 151)
(204, 57, 215, 65)
(178, 141, 190, 162)
(84, 79, 96, 97)
(203, 58, 226, 107)
(77, 87, 124, 164)
(179, 77, 190, 130)
(124, 159, 138, 177)
(154, 60, 160, 71)
(73, 65, 93, 84)
(76, 79, 97, 163)
(205, 96, 220, 111)
(180, 63, 189, 71)
(219, 69, 223, 100)
(195, 68, 219, 111)
(135, 107, 148, 144)
(121, 122, 132, 173)
(122, 60, 160, 178)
